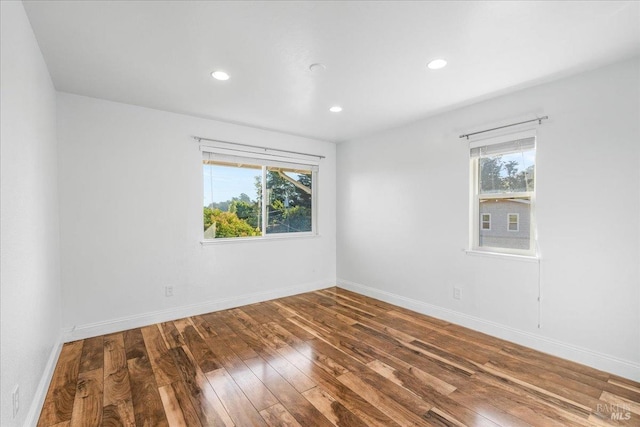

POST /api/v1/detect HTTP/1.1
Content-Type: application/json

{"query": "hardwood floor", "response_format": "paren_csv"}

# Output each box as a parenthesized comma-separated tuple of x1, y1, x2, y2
(38, 287, 640, 426)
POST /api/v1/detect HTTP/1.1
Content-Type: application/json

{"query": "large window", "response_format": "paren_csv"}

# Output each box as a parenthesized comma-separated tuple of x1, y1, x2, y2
(470, 132, 536, 255)
(202, 151, 317, 240)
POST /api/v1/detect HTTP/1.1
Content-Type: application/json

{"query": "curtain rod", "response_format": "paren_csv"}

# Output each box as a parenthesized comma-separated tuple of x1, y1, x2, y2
(193, 136, 326, 159)
(459, 116, 549, 140)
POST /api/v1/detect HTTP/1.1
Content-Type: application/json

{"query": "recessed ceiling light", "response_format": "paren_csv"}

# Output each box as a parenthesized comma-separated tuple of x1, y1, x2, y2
(211, 70, 230, 81)
(427, 59, 447, 70)
(329, 105, 343, 113)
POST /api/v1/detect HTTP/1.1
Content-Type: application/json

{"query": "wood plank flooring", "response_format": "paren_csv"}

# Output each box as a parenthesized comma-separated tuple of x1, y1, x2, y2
(38, 287, 640, 426)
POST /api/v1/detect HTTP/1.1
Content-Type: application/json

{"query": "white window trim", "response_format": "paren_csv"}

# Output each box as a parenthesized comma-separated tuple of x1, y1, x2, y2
(464, 249, 540, 263)
(201, 232, 319, 246)
(469, 129, 537, 149)
(201, 145, 319, 243)
(508, 213, 519, 232)
(200, 140, 321, 166)
(469, 129, 537, 257)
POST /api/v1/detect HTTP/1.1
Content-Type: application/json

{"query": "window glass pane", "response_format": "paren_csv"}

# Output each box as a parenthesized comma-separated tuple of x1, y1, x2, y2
(203, 162, 262, 238)
(478, 148, 535, 194)
(508, 214, 519, 231)
(266, 166, 312, 234)
(479, 198, 530, 250)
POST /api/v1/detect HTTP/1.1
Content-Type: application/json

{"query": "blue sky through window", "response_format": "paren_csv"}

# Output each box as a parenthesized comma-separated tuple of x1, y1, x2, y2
(203, 164, 260, 207)
(498, 150, 535, 178)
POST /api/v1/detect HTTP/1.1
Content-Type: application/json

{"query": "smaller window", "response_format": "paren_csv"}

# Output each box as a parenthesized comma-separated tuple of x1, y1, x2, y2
(481, 213, 491, 230)
(469, 131, 536, 255)
(508, 213, 519, 231)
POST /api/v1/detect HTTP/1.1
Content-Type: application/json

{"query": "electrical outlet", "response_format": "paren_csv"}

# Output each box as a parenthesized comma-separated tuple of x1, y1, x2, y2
(12, 385, 19, 418)
(165, 286, 173, 297)
(453, 287, 461, 300)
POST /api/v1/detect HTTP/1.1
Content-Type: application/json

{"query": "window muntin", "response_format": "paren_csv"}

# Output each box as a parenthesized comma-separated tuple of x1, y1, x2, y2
(202, 153, 316, 240)
(471, 134, 535, 255)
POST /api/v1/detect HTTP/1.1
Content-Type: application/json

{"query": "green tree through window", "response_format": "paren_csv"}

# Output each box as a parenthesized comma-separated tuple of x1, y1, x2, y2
(202, 158, 315, 239)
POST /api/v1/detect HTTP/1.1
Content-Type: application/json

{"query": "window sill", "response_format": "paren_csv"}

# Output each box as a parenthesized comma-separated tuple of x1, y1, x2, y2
(465, 249, 539, 263)
(201, 233, 319, 246)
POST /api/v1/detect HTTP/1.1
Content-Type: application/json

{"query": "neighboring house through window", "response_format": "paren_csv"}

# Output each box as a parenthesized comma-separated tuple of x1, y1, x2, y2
(470, 131, 536, 255)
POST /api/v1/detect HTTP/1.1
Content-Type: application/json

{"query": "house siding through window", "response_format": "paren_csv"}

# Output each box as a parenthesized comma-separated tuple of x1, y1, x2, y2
(479, 199, 530, 250)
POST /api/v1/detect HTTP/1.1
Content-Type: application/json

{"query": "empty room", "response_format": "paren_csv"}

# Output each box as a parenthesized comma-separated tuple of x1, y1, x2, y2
(2, 1, 639, 426)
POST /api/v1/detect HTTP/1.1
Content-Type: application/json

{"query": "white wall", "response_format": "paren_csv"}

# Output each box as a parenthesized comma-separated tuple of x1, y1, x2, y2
(337, 58, 640, 380)
(57, 93, 336, 336)
(0, 2, 63, 426)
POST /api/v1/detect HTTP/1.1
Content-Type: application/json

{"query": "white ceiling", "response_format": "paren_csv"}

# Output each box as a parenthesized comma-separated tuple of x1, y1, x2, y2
(23, 1, 640, 143)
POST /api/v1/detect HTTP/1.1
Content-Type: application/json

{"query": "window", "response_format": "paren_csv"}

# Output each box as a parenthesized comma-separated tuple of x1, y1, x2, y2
(481, 213, 491, 230)
(470, 132, 536, 255)
(202, 150, 317, 240)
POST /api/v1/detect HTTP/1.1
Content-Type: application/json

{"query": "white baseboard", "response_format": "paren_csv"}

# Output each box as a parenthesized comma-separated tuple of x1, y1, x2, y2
(62, 280, 333, 342)
(24, 333, 64, 427)
(337, 278, 640, 382)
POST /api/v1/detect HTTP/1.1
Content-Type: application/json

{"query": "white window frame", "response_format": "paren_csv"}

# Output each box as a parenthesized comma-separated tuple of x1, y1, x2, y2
(469, 130, 536, 256)
(200, 142, 319, 244)
(507, 213, 519, 232)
